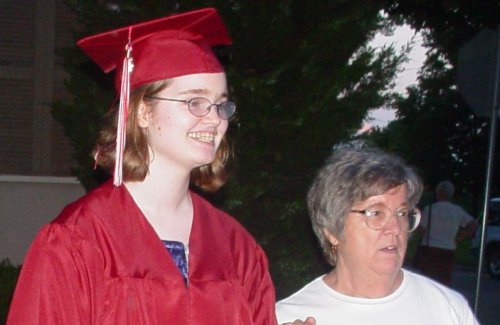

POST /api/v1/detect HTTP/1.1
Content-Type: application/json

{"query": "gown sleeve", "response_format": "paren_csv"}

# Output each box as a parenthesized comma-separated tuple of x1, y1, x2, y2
(7, 223, 102, 325)
(240, 243, 278, 325)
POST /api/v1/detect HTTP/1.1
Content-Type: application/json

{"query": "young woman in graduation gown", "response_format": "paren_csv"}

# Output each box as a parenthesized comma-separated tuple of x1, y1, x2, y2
(7, 8, 278, 325)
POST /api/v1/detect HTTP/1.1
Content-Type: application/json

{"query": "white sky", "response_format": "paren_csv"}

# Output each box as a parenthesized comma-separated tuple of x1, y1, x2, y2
(365, 25, 427, 129)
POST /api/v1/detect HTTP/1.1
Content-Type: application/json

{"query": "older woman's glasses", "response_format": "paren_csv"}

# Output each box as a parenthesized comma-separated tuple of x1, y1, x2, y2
(350, 207, 421, 232)
(146, 96, 236, 120)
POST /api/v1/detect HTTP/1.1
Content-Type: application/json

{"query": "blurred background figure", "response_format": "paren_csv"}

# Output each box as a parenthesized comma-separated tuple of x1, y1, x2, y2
(417, 180, 478, 285)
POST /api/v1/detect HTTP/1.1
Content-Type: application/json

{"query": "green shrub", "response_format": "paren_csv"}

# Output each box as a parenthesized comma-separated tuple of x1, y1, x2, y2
(0, 259, 20, 325)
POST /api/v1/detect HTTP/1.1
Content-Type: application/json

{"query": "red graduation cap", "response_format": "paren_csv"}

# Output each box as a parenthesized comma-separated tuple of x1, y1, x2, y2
(77, 7, 231, 93)
(76, 8, 232, 186)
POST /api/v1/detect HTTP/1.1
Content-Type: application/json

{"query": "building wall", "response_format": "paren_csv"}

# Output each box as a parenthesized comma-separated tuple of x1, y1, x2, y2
(0, 0, 77, 176)
(0, 2, 84, 264)
(0, 176, 85, 265)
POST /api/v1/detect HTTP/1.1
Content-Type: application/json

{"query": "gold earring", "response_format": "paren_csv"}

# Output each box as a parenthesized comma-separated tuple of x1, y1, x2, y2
(331, 243, 338, 255)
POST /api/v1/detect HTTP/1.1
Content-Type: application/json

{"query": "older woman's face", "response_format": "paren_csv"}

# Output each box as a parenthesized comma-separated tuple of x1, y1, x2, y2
(334, 185, 409, 278)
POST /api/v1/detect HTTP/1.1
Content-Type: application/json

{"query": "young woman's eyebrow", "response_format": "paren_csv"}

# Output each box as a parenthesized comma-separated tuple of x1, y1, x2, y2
(178, 89, 229, 100)
(178, 88, 207, 95)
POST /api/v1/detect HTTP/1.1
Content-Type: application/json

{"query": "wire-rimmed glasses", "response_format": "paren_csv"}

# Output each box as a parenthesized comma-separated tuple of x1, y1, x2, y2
(146, 96, 236, 120)
(350, 206, 421, 232)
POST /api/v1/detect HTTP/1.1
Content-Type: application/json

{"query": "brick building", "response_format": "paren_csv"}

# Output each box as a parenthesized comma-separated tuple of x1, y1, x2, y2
(1, 1, 85, 265)
(1, 0, 77, 176)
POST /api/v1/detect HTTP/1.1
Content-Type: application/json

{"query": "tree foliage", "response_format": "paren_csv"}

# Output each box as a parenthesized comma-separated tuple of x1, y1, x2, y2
(385, 0, 500, 63)
(54, 0, 405, 297)
(367, 0, 500, 212)
(366, 54, 489, 206)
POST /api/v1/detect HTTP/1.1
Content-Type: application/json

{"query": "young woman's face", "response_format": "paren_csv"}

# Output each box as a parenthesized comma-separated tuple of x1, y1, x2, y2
(140, 72, 230, 171)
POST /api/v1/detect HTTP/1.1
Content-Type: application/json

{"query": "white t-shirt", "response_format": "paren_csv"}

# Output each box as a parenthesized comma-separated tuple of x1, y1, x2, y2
(420, 201, 475, 250)
(276, 269, 478, 325)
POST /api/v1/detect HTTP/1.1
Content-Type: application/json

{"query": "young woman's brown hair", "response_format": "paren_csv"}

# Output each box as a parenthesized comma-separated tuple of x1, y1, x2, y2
(93, 80, 231, 192)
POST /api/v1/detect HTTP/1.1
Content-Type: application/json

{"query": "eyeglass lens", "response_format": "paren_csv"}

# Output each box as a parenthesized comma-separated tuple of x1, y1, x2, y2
(359, 208, 420, 232)
(188, 97, 236, 120)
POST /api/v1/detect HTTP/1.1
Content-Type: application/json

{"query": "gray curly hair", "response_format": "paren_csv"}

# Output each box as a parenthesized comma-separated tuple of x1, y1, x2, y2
(307, 147, 423, 266)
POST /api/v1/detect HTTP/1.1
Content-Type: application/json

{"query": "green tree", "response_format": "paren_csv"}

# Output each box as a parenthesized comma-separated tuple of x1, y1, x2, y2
(366, 53, 489, 204)
(54, 0, 405, 297)
(225, 2, 406, 296)
(367, 0, 500, 211)
(385, 0, 500, 59)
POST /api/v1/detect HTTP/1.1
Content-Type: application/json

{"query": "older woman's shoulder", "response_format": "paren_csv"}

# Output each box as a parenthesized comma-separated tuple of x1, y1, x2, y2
(277, 276, 326, 304)
(403, 269, 469, 305)
(402, 269, 478, 323)
(276, 276, 327, 324)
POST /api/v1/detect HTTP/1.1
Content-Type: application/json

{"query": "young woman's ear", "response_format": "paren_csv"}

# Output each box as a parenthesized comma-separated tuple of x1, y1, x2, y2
(137, 101, 152, 128)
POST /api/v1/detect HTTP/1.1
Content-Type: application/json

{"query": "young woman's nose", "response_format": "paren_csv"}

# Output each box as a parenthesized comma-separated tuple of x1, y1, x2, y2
(202, 104, 222, 124)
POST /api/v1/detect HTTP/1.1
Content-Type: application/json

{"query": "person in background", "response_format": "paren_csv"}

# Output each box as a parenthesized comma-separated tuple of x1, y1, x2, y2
(7, 8, 278, 324)
(418, 180, 478, 285)
(276, 147, 478, 325)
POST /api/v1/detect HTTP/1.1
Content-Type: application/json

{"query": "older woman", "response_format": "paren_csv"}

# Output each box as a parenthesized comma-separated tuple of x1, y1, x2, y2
(276, 147, 478, 325)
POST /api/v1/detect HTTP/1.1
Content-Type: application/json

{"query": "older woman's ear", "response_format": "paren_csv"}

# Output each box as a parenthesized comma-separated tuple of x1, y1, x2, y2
(323, 228, 339, 247)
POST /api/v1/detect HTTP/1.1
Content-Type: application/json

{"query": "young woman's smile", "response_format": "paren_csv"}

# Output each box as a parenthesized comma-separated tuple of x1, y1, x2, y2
(143, 72, 229, 170)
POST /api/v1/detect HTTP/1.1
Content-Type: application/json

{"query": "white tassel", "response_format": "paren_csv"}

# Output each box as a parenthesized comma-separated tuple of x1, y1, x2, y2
(113, 29, 133, 186)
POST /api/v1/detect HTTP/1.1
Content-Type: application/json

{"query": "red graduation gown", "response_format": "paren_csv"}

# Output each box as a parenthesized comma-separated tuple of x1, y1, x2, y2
(7, 181, 278, 324)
